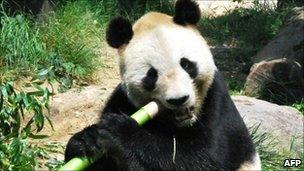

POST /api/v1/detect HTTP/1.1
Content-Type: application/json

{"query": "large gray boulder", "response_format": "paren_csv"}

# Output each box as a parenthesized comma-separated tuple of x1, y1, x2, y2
(244, 7, 304, 104)
(232, 95, 303, 155)
(253, 7, 303, 65)
(244, 58, 303, 104)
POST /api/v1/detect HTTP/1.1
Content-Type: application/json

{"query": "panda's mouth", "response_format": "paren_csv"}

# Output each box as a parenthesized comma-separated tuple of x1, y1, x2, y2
(173, 106, 197, 127)
(151, 98, 197, 127)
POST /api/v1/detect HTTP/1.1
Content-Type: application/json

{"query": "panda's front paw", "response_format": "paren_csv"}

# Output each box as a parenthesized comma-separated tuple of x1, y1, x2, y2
(64, 113, 138, 162)
(64, 125, 102, 161)
(99, 113, 139, 135)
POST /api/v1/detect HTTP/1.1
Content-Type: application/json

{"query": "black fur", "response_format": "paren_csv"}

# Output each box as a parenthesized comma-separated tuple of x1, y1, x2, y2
(142, 67, 158, 91)
(65, 72, 256, 170)
(106, 17, 133, 48)
(180, 57, 198, 79)
(173, 0, 201, 25)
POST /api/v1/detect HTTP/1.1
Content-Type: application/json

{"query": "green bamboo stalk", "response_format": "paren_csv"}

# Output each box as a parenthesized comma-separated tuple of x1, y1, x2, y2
(59, 101, 158, 171)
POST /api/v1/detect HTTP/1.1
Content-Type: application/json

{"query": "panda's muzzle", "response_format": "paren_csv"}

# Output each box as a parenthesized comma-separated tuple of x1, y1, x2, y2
(166, 95, 189, 106)
(173, 106, 196, 127)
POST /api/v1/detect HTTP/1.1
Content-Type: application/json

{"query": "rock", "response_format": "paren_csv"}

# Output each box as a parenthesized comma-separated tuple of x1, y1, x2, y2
(244, 58, 303, 104)
(232, 95, 303, 155)
(253, 7, 304, 65)
(244, 7, 304, 104)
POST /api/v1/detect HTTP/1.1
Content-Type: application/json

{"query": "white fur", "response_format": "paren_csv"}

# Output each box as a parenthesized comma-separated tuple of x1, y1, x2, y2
(120, 23, 216, 126)
(238, 153, 261, 171)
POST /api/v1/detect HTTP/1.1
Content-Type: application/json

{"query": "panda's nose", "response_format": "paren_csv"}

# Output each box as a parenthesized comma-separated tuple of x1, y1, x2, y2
(166, 95, 189, 106)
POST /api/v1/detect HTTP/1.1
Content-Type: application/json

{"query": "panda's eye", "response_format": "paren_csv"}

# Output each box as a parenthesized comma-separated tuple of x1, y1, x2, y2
(142, 67, 158, 91)
(180, 57, 198, 79)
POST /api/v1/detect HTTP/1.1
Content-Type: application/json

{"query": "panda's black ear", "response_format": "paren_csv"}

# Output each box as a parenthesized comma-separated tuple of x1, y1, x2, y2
(173, 0, 201, 25)
(106, 17, 133, 48)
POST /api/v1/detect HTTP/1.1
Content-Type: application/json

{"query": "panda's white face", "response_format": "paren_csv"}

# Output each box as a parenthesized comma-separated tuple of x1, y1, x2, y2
(121, 24, 216, 127)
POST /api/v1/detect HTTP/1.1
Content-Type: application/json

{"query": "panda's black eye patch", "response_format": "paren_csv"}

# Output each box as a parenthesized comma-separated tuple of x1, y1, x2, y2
(142, 67, 158, 91)
(180, 57, 198, 79)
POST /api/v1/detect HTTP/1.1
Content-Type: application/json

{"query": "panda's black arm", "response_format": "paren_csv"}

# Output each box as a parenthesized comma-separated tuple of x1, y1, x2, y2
(102, 84, 138, 117)
(65, 84, 143, 169)
(64, 112, 141, 170)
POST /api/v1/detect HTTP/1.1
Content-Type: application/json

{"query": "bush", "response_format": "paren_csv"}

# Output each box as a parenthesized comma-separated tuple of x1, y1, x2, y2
(0, 137, 45, 170)
(250, 124, 303, 170)
(0, 82, 52, 138)
(0, 76, 53, 170)
(40, 0, 102, 83)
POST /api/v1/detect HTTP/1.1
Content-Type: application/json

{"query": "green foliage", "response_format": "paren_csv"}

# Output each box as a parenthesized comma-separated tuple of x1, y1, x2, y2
(41, 142, 65, 170)
(0, 138, 65, 170)
(226, 78, 244, 95)
(0, 82, 52, 139)
(199, 6, 285, 47)
(199, 4, 288, 72)
(0, 1, 175, 169)
(200, 4, 293, 98)
(40, 0, 102, 82)
(250, 124, 303, 170)
(292, 99, 304, 115)
(0, 0, 174, 84)
(87, 0, 174, 23)
(0, 75, 54, 170)
(250, 124, 283, 169)
(0, 14, 44, 80)
(0, 1, 102, 84)
(0, 137, 44, 170)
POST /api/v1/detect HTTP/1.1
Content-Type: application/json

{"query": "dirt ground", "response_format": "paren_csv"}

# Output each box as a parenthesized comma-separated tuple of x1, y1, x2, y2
(36, 45, 121, 162)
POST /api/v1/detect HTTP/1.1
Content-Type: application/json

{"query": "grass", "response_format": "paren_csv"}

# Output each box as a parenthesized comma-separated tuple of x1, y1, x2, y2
(86, 0, 174, 24)
(40, 0, 103, 84)
(250, 124, 303, 170)
(199, 6, 283, 47)
(198, 4, 293, 97)
(292, 99, 304, 115)
(0, 0, 102, 86)
(0, 0, 174, 87)
(0, 13, 44, 81)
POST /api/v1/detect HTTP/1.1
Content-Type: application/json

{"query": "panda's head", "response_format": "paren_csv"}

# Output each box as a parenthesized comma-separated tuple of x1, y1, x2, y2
(106, 0, 216, 127)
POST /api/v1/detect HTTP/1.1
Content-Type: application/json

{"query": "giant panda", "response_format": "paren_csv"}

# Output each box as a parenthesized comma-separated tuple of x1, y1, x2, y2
(64, 0, 261, 170)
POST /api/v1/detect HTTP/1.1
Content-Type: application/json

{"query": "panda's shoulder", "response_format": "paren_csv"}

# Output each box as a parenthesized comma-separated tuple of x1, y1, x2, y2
(102, 84, 137, 116)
